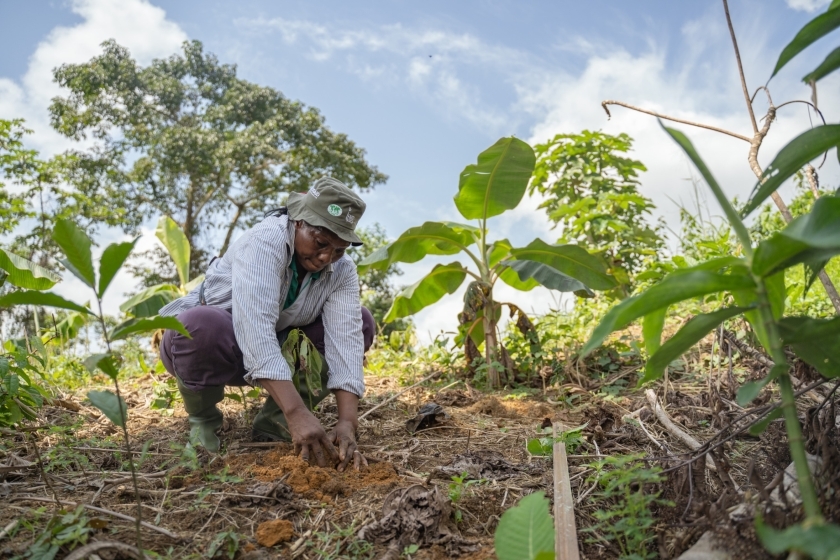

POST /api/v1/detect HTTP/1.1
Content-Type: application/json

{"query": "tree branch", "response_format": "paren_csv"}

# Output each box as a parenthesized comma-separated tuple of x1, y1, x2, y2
(601, 101, 751, 142)
(723, 0, 759, 134)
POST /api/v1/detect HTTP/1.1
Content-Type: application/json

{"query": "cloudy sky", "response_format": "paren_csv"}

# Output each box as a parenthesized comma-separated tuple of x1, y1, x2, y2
(1, 0, 837, 341)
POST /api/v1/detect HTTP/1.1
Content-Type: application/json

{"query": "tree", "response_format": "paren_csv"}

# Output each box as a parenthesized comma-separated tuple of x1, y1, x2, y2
(530, 130, 664, 293)
(348, 223, 410, 337)
(49, 39, 387, 275)
(361, 137, 616, 388)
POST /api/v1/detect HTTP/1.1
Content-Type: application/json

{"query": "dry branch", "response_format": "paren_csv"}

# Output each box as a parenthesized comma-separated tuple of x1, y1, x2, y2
(644, 390, 716, 471)
(10, 496, 183, 540)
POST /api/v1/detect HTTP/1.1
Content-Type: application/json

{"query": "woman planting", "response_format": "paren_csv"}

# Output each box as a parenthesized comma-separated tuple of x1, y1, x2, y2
(158, 177, 374, 471)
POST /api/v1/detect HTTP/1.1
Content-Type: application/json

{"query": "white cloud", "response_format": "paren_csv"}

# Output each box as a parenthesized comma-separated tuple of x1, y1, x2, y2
(785, 0, 830, 12)
(0, 0, 187, 156)
(0, 0, 188, 316)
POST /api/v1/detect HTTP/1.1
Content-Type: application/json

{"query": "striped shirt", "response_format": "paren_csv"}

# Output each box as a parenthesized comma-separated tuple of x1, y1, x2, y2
(159, 214, 365, 396)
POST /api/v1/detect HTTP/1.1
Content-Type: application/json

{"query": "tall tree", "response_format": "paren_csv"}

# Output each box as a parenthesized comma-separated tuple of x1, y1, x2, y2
(530, 130, 664, 294)
(49, 39, 387, 272)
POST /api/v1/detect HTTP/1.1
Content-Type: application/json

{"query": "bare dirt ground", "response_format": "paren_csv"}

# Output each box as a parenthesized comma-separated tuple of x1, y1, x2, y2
(1, 347, 837, 559)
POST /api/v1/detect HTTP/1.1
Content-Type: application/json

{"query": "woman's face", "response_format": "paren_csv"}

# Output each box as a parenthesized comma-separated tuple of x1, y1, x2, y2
(293, 221, 351, 273)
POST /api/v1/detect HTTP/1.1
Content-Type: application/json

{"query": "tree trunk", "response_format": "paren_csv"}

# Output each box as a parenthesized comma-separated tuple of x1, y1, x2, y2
(219, 203, 244, 257)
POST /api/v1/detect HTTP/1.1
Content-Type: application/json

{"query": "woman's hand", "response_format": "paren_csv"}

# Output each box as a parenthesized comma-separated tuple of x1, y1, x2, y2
(329, 419, 368, 472)
(286, 406, 340, 467)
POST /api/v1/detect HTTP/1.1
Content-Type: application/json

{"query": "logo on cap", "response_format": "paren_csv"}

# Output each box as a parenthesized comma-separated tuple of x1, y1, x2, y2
(327, 204, 343, 217)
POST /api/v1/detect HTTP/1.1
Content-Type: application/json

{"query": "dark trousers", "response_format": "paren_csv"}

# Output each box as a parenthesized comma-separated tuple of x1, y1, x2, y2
(159, 306, 376, 390)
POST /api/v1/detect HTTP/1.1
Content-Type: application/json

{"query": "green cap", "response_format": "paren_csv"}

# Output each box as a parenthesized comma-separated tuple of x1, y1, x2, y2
(287, 177, 366, 245)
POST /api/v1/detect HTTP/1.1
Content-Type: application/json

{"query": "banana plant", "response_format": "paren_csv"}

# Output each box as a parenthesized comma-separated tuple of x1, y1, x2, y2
(360, 137, 617, 388)
(582, 122, 840, 555)
(120, 215, 203, 317)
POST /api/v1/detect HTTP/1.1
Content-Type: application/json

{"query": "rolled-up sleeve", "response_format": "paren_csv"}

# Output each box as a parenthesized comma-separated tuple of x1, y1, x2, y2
(232, 229, 293, 384)
(322, 263, 366, 397)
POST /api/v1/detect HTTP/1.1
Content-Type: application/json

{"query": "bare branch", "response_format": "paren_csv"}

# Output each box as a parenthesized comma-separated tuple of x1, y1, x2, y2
(805, 165, 820, 198)
(601, 100, 751, 142)
(723, 0, 759, 134)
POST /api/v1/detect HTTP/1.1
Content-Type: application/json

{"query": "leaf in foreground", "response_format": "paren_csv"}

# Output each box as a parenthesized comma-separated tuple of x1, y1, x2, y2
(0, 290, 92, 315)
(110, 316, 191, 341)
(0, 249, 60, 290)
(87, 390, 128, 428)
(494, 491, 554, 560)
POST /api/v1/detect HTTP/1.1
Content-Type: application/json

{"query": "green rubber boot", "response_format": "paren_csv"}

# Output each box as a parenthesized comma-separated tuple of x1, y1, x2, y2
(252, 351, 331, 442)
(176, 378, 224, 452)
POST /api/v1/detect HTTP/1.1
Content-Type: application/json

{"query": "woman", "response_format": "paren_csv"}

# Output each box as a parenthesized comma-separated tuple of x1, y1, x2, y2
(158, 177, 375, 472)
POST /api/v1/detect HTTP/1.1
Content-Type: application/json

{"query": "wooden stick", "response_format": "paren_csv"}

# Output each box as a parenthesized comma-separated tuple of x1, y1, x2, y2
(645, 389, 716, 471)
(553, 423, 580, 560)
(10, 496, 183, 540)
(358, 371, 440, 421)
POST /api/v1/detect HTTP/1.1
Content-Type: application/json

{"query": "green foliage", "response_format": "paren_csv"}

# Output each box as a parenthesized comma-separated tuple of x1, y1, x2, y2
(771, 0, 840, 80)
(207, 531, 241, 560)
(531, 130, 665, 290)
(583, 454, 671, 560)
(0, 343, 48, 427)
(494, 491, 554, 560)
(281, 329, 323, 408)
(448, 471, 485, 523)
(756, 516, 840, 560)
(23, 506, 93, 560)
(0, 249, 60, 290)
(49, 39, 385, 271)
(86, 389, 128, 428)
(348, 223, 410, 336)
(527, 424, 586, 457)
(361, 136, 613, 388)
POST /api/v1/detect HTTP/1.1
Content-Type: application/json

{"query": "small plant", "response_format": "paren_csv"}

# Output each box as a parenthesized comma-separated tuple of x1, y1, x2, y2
(402, 543, 419, 558)
(361, 137, 616, 388)
(24, 506, 93, 560)
(448, 472, 485, 523)
(583, 454, 671, 560)
(207, 530, 241, 560)
(527, 424, 586, 457)
(494, 491, 554, 560)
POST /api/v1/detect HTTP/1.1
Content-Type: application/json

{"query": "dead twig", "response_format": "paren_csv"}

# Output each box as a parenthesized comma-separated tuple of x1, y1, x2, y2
(600, 100, 750, 142)
(0, 520, 18, 541)
(9, 496, 183, 541)
(645, 390, 716, 471)
(64, 540, 150, 560)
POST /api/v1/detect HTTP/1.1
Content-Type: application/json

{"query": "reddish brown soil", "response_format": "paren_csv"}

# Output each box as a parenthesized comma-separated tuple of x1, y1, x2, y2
(466, 395, 554, 419)
(255, 519, 295, 547)
(227, 449, 401, 501)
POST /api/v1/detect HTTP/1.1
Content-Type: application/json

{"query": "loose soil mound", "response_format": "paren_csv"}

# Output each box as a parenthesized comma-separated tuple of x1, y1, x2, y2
(227, 450, 401, 501)
(255, 519, 295, 547)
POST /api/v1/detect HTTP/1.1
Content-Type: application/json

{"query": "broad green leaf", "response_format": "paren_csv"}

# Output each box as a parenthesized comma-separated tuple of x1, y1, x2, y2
(385, 263, 467, 322)
(582, 268, 755, 356)
(757, 518, 840, 559)
(120, 284, 180, 317)
(732, 271, 785, 351)
(87, 390, 127, 428)
(0, 290, 92, 315)
(642, 307, 667, 356)
(156, 216, 191, 288)
(508, 239, 616, 291)
(742, 126, 840, 217)
(52, 219, 96, 288)
(0, 249, 60, 290)
(641, 307, 747, 385)
(779, 316, 840, 377)
(487, 239, 514, 268)
(771, 8, 840, 79)
(453, 137, 536, 221)
(184, 274, 204, 292)
(752, 196, 840, 277)
(737, 364, 786, 406)
(494, 491, 555, 560)
(804, 46, 840, 83)
(83, 353, 121, 379)
(98, 238, 138, 297)
(110, 316, 191, 341)
(660, 123, 752, 250)
(358, 221, 478, 272)
(499, 259, 594, 297)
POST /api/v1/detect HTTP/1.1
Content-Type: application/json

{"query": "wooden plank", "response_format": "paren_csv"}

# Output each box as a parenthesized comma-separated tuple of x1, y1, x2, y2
(553, 423, 581, 560)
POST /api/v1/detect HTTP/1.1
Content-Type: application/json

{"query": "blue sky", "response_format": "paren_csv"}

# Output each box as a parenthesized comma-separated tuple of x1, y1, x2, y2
(1, 0, 837, 339)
